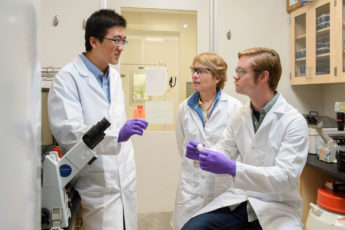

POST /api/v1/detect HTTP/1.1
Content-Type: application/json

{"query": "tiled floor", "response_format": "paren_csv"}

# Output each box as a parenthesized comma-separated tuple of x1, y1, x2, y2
(138, 212, 173, 230)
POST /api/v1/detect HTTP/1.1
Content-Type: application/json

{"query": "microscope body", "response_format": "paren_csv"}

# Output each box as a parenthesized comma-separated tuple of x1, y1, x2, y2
(41, 118, 110, 230)
(42, 141, 97, 229)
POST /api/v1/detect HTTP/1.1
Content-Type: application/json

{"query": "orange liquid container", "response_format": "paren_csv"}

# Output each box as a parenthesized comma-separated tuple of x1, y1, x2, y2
(133, 105, 145, 119)
(317, 186, 345, 214)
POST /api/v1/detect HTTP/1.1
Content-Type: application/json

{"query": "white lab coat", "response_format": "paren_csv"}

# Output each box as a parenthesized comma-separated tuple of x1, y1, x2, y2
(193, 94, 308, 230)
(170, 92, 242, 230)
(48, 56, 137, 230)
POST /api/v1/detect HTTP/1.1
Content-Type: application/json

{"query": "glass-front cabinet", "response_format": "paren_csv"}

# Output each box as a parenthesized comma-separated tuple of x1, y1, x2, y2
(290, 0, 344, 84)
(336, 0, 345, 81)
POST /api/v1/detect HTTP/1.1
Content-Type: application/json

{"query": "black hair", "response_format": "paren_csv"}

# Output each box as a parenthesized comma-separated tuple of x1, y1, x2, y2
(85, 9, 126, 52)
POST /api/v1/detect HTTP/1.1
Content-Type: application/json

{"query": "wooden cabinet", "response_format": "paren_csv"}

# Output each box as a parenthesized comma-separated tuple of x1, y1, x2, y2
(290, 0, 345, 84)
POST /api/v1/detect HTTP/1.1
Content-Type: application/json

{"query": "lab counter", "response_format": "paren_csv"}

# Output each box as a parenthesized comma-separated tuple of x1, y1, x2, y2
(300, 154, 343, 228)
(306, 153, 345, 181)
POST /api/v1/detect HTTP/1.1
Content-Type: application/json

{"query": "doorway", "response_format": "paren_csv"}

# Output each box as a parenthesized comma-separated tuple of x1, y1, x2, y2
(120, 8, 197, 131)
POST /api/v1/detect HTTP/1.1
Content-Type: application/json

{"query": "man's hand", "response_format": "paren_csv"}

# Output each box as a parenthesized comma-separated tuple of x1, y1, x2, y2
(118, 119, 148, 142)
(199, 149, 236, 177)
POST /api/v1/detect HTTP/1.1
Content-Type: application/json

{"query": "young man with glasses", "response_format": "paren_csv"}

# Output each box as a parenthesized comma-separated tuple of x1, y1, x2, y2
(182, 47, 308, 230)
(48, 9, 148, 230)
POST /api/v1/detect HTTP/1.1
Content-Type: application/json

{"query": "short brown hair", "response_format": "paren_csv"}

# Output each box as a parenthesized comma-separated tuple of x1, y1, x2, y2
(238, 47, 282, 91)
(193, 53, 227, 90)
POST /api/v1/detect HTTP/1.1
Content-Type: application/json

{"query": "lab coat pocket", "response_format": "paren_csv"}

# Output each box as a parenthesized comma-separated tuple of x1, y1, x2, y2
(177, 172, 200, 205)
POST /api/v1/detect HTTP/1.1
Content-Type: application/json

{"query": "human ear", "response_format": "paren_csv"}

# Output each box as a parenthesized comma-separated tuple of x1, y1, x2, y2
(259, 71, 269, 83)
(89, 36, 98, 49)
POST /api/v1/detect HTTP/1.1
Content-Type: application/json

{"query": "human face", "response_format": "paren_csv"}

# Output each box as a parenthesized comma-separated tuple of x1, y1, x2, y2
(95, 26, 126, 67)
(233, 56, 257, 96)
(191, 62, 219, 93)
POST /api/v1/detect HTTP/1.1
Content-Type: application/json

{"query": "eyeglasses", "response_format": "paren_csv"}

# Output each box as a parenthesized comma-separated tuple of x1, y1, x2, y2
(190, 66, 211, 75)
(235, 67, 253, 77)
(104, 38, 128, 47)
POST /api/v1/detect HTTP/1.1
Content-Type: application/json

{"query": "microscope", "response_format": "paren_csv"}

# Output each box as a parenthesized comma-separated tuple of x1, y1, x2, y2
(314, 102, 345, 163)
(41, 118, 110, 230)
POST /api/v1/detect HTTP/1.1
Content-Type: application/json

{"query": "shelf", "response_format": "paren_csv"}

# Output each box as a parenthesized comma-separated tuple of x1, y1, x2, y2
(306, 154, 345, 181)
(296, 57, 306, 61)
(316, 27, 330, 34)
(296, 34, 306, 40)
(316, 53, 330, 59)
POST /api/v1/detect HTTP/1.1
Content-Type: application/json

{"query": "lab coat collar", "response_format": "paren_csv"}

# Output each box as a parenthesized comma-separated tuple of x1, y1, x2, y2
(249, 93, 286, 134)
(246, 92, 285, 116)
(187, 89, 222, 127)
(73, 56, 109, 102)
(74, 55, 94, 78)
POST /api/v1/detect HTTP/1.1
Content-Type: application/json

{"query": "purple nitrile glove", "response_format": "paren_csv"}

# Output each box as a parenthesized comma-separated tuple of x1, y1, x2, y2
(118, 119, 148, 143)
(199, 149, 236, 177)
(185, 140, 204, 160)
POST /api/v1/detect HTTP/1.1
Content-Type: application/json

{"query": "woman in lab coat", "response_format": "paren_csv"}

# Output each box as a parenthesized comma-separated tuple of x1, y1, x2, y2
(170, 53, 242, 230)
(48, 10, 147, 230)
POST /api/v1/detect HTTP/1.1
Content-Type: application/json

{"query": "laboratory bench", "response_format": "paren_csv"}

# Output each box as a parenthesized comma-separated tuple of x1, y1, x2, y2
(300, 153, 344, 228)
(306, 153, 345, 181)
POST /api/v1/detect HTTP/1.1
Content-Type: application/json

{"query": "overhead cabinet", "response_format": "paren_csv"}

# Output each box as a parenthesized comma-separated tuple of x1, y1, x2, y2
(290, 0, 345, 84)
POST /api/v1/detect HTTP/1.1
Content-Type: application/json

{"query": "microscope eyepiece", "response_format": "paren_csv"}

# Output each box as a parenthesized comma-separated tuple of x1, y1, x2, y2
(82, 118, 111, 149)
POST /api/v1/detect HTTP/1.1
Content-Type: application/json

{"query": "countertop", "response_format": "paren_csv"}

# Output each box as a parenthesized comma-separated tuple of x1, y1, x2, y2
(306, 153, 345, 181)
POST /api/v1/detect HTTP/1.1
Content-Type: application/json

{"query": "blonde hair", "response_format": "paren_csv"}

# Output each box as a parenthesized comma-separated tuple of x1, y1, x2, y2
(193, 52, 227, 89)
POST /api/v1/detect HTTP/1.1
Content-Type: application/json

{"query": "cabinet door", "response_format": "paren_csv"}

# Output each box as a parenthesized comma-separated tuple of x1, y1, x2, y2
(290, 7, 308, 84)
(312, 0, 336, 83)
(336, 0, 345, 81)
(290, 0, 337, 85)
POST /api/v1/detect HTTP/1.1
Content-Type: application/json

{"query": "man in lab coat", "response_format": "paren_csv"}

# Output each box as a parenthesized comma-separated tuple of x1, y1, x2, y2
(48, 9, 148, 230)
(182, 47, 308, 230)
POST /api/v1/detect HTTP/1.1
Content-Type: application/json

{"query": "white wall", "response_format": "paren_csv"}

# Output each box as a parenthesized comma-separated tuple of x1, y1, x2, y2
(324, 83, 345, 118)
(39, 0, 99, 67)
(0, 0, 41, 229)
(216, 0, 325, 115)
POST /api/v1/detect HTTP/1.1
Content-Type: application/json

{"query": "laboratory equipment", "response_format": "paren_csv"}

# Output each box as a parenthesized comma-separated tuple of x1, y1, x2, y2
(309, 128, 345, 154)
(335, 102, 345, 131)
(310, 121, 345, 163)
(41, 118, 110, 230)
(336, 150, 345, 172)
(306, 182, 345, 230)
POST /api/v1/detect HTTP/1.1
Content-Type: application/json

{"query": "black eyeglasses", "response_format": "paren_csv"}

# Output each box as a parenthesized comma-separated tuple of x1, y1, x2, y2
(190, 66, 212, 75)
(104, 38, 128, 47)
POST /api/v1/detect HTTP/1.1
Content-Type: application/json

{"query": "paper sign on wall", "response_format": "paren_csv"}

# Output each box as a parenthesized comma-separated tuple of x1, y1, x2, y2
(145, 67, 167, 96)
(145, 101, 173, 124)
